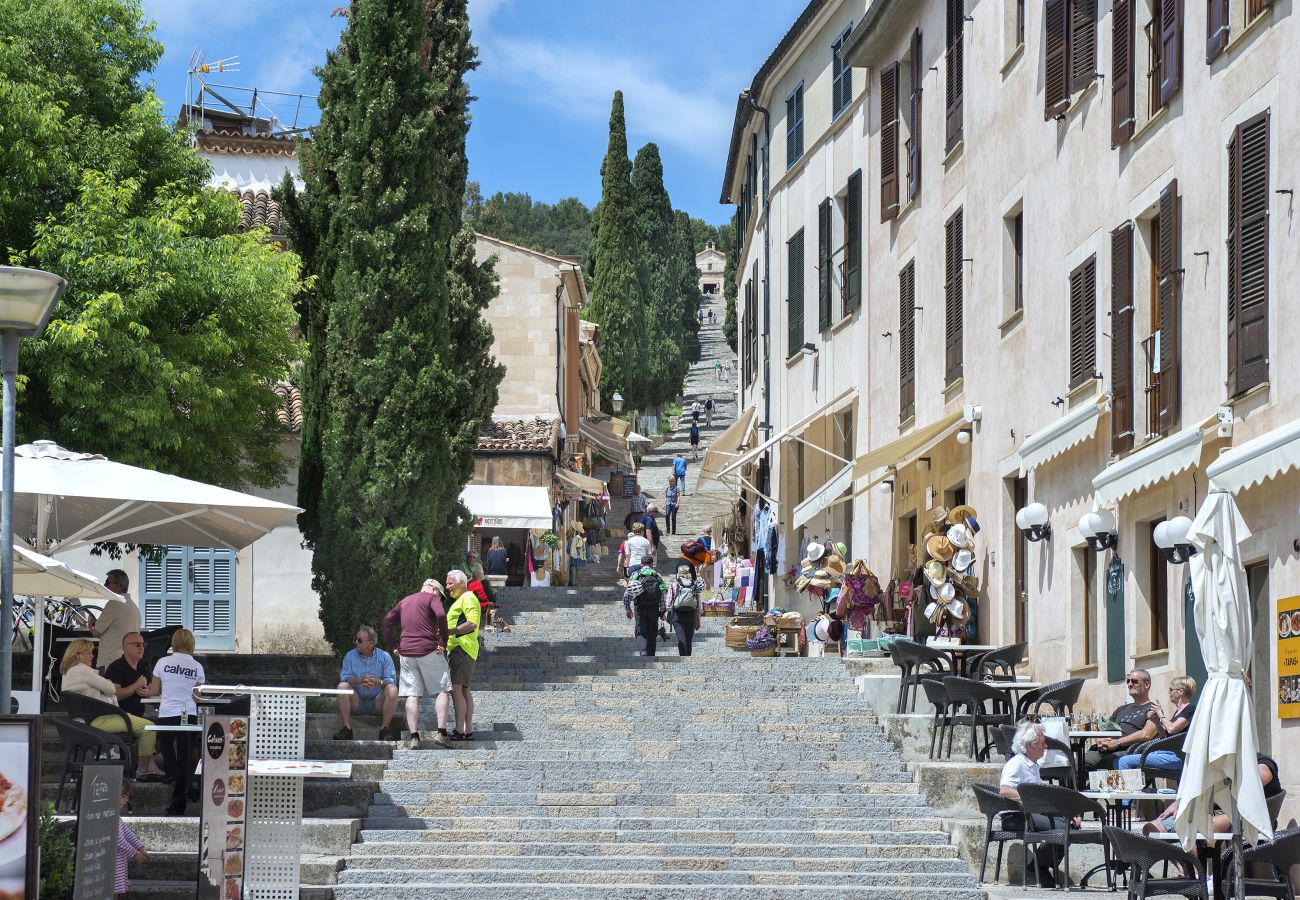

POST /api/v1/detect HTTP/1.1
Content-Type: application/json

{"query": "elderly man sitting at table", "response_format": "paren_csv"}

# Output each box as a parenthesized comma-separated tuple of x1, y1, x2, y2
(1084, 667, 1165, 771)
(1001, 721, 1074, 889)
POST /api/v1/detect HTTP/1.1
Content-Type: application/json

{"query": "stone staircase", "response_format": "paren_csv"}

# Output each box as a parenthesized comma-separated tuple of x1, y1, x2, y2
(331, 585, 982, 898)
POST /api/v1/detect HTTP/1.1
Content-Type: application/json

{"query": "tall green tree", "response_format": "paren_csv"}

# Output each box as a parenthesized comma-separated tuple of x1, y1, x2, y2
(2, 0, 301, 487)
(673, 209, 704, 364)
(630, 144, 685, 402)
(289, 0, 502, 652)
(586, 92, 651, 410)
(722, 212, 739, 352)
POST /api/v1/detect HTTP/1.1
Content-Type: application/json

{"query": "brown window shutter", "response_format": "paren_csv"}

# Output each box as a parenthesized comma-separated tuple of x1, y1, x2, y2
(1248, 0, 1275, 19)
(946, 0, 964, 149)
(1070, 0, 1098, 93)
(1228, 112, 1270, 395)
(1069, 256, 1097, 389)
(1156, 179, 1181, 432)
(907, 29, 923, 201)
(944, 209, 964, 386)
(1044, 0, 1071, 118)
(845, 169, 862, 312)
(787, 229, 805, 358)
(1207, 0, 1229, 62)
(880, 63, 900, 222)
(900, 262, 916, 422)
(818, 198, 832, 331)
(1158, 0, 1182, 106)
(1110, 224, 1135, 455)
(1112, 0, 1135, 147)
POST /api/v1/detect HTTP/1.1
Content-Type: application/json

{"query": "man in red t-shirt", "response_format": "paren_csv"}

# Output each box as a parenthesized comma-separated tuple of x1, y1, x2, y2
(381, 579, 453, 749)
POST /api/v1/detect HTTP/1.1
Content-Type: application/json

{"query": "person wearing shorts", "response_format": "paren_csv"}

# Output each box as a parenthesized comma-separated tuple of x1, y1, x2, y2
(444, 570, 482, 740)
(334, 625, 399, 741)
(382, 578, 453, 749)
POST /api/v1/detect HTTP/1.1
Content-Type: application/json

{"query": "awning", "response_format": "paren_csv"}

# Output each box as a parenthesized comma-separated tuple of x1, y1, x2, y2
(1092, 417, 1213, 505)
(698, 406, 758, 487)
(853, 410, 966, 480)
(715, 387, 858, 481)
(1207, 417, 1300, 494)
(1018, 395, 1107, 475)
(579, 417, 634, 468)
(555, 469, 606, 498)
(460, 484, 553, 530)
(792, 463, 854, 528)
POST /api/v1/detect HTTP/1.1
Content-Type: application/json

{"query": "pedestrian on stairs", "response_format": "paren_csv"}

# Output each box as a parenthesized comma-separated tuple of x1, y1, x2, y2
(704, 398, 714, 428)
(691, 400, 701, 424)
(381, 578, 454, 749)
(664, 476, 680, 535)
(624, 523, 651, 581)
(623, 556, 666, 656)
(444, 570, 480, 741)
(674, 453, 688, 494)
(689, 422, 701, 459)
(639, 505, 662, 562)
(666, 562, 704, 656)
(567, 524, 587, 586)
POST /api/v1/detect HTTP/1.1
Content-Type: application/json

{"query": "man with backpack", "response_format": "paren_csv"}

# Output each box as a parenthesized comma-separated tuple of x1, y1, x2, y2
(704, 398, 714, 428)
(666, 562, 705, 656)
(673, 453, 688, 495)
(623, 555, 666, 656)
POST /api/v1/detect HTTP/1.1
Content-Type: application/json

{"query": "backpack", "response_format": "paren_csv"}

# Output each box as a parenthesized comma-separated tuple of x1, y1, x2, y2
(634, 572, 663, 611)
(672, 579, 699, 610)
(680, 539, 707, 558)
(705, 399, 713, 411)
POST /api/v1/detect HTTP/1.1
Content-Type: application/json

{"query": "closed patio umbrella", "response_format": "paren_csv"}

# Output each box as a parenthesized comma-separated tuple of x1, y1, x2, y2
(1175, 489, 1271, 893)
(14, 542, 122, 604)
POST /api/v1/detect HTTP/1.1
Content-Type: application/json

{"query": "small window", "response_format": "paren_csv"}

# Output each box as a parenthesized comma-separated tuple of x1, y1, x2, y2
(1147, 519, 1169, 651)
(786, 84, 805, 169)
(1016, 0, 1026, 45)
(832, 26, 854, 118)
(1074, 546, 1098, 667)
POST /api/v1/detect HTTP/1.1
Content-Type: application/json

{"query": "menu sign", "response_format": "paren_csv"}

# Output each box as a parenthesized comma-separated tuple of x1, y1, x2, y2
(72, 764, 122, 900)
(1276, 595, 1300, 720)
(198, 715, 249, 899)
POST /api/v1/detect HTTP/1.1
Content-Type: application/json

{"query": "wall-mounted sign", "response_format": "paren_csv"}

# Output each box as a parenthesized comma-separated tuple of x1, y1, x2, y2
(1276, 595, 1300, 720)
(72, 764, 122, 900)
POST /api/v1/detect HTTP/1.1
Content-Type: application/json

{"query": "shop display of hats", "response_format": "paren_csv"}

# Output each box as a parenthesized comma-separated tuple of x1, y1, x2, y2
(952, 548, 975, 572)
(824, 554, 846, 576)
(922, 559, 947, 587)
(834, 541, 848, 558)
(947, 523, 973, 549)
(949, 504, 979, 528)
(925, 533, 955, 562)
(806, 541, 827, 562)
(915, 504, 982, 634)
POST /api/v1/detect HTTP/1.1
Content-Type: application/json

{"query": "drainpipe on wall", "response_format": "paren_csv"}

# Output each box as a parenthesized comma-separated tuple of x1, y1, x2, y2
(744, 90, 772, 611)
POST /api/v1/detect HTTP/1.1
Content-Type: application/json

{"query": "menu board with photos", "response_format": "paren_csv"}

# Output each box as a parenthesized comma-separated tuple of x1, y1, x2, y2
(197, 715, 249, 899)
(1277, 595, 1300, 719)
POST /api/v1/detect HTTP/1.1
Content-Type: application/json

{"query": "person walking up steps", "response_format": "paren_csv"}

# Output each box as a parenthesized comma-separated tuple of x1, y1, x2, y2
(689, 421, 701, 459)
(665, 476, 680, 535)
(714, 360, 722, 381)
(674, 453, 688, 494)
(623, 556, 666, 657)
(704, 397, 714, 428)
(666, 561, 704, 656)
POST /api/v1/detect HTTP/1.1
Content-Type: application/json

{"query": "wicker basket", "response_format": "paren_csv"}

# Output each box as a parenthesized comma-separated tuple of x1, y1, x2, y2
(725, 624, 761, 649)
(731, 614, 766, 626)
(701, 603, 735, 618)
(750, 645, 777, 657)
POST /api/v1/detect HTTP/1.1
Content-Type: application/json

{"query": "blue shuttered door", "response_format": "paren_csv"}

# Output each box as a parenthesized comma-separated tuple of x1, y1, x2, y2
(140, 546, 236, 650)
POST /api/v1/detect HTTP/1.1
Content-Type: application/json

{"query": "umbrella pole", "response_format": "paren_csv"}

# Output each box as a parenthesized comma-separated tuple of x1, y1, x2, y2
(31, 497, 48, 698)
(1228, 778, 1244, 899)
(0, 334, 14, 714)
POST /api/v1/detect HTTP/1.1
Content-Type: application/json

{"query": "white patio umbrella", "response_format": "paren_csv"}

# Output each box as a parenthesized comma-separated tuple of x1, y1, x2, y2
(14, 439, 301, 694)
(1175, 489, 1271, 891)
(625, 431, 653, 447)
(14, 542, 123, 604)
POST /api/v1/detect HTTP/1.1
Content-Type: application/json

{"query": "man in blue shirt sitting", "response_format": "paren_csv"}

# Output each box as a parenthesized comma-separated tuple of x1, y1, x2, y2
(335, 625, 399, 741)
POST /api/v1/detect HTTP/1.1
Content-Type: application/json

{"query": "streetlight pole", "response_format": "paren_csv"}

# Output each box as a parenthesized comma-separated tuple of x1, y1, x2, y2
(0, 267, 66, 714)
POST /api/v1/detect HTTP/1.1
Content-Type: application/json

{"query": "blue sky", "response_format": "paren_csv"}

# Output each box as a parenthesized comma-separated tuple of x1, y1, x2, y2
(140, 0, 803, 225)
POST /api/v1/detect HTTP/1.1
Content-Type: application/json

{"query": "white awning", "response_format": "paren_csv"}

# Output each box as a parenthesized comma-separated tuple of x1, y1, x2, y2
(792, 463, 854, 529)
(579, 417, 634, 468)
(715, 387, 858, 481)
(1092, 418, 1212, 505)
(555, 469, 606, 498)
(1207, 417, 1300, 494)
(1018, 396, 1107, 475)
(852, 410, 966, 480)
(698, 406, 758, 487)
(460, 484, 553, 530)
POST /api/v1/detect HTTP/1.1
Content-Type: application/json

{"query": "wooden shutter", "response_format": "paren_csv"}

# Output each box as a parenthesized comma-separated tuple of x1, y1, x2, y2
(189, 547, 236, 650)
(1207, 0, 1229, 62)
(1068, 256, 1097, 388)
(944, 209, 964, 385)
(141, 547, 186, 631)
(818, 198, 832, 330)
(946, 0, 964, 149)
(1110, 223, 1135, 455)
(1156, 179, 1181, 432)
(1070, 0, 1098, 94)
(907, 29, 923, 201)
(1045, 0, 1071, 118)
(880, 63, 900, 221)
(899, 262, 916, 422)
(1228, 112, 1270, 395)
(1248, 0, 1275, 19)
(1158, 0, 1182, 107)
(845, 169, 862, 312)
(787, 230, 805, 357)
(1112, 0, 1135, 147)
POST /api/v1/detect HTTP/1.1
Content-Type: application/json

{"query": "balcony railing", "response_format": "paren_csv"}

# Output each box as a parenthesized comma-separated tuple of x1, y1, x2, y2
(1139, 333, 1164, 443)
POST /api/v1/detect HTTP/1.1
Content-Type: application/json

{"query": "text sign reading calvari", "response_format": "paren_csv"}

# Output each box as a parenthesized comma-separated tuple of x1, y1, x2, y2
(73, 763, 123, 900)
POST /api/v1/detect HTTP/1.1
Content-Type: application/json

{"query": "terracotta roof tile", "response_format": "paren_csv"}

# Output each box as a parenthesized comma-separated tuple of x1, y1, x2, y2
(273, 382, 302, 433)
(476, 416, 559, 453)
(228, 188, 283, 235)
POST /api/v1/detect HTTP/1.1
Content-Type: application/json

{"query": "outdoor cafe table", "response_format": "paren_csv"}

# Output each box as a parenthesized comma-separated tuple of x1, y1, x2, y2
(1069, 730, 1123, 786)
(1075, 790, 1175, 887)
(925, 642, 999, 676)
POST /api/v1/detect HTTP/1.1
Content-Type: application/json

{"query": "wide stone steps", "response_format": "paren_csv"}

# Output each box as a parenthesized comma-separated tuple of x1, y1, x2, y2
(356, 818, 955, 838)
(349, 838, 958, 857)
(334, 868, 979, 887)
(331, 886, 981, 899)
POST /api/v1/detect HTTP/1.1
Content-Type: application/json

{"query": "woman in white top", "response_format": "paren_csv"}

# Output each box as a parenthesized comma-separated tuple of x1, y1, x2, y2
(60, 639, 164, 778)
(145, 628, 205, 815)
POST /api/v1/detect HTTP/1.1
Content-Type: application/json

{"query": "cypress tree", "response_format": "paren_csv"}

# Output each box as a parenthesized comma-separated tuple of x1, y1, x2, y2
(289, 0, 501, 652)
(586, 92, 651, 411)
(722, 212, 739, 353)
(673, 209, 703, 364)
(630, 143, 684, 403)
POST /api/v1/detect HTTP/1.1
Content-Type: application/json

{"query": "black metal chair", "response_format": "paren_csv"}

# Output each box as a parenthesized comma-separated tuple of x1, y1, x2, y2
(993, 723, 1016, 759)
(1017, 783, 1113, 891)
(893, 639, 951, 713)
(970, 642, 1028, 680)
(1016, 677, 1085, 719)
(972, 782, 1023, 884)
(1104, 826, 1206, 898)
(52, 718, 131, 812)
(920, 678, 956, 759)
(1267, 788, 1288, 830)
(943, 676, 1014, 760)
(1238, 828, 1300, 900)
(62, 691, 137, 770)
(1136, 731, 1187, 790)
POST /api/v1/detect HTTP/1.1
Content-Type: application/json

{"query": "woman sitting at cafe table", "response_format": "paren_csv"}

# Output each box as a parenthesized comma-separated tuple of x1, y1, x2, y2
(1115, 675, 1196, 776)
(1084, 668, 1167, 771)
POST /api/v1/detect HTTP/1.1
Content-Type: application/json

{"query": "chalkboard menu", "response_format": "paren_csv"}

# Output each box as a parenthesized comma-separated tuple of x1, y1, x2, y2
(72, 764, 122, 900)
(1105, 556, 1126, 684)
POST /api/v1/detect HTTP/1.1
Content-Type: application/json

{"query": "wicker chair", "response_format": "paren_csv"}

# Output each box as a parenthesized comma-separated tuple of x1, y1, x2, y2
(62, 691, 137, 770)
(1017, 783, 1112, 890)
(52, 718, 131, 813)
(921, 678, 956, 759)
(1136, 731, 1187, 790)
(970, 642, 1028, 680)
(1015, 677, 1084, 719)
(972, 783, 1023, 884)
(1238, 828, 1300, 900)
(893, 639, 951, 713)
(1104, 826, 1205, 898)
(943, 676, 1014, 761)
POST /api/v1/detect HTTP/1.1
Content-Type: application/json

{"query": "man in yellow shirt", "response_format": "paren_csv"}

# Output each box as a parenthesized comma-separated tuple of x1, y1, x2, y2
(444, 570, 481, 740)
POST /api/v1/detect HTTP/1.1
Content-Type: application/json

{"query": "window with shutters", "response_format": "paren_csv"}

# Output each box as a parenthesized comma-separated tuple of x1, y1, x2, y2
(1002, 0, 1027, 62)
(1068, 256, 1098, 389)
(1001, 205, 1025, 320)
(1227, 111, 1269, 396)
(140, 546, 237, 650)
(1146, 519, 1170, 651)
(1111, 223, 1136, 455)
(899, 262, 917, 422)
(744, 266, 758, 388)
(906, 29, 924, 201)
(1142, 0, 1182, 120)
(1112, 0, 1135, 146)
(880, 62, 901, 221)
(785, 84, 804, 170)
(787, 229, 805, 358)
(1044, 0, 1098, 119)
(818, 199, 832, 331)
(944, 209, 964, 386)
(842, 169, 863, 315)
(946, 0, 964, 149)
(832, 25, 853, 119)
(1011, 475, 1029, 645)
